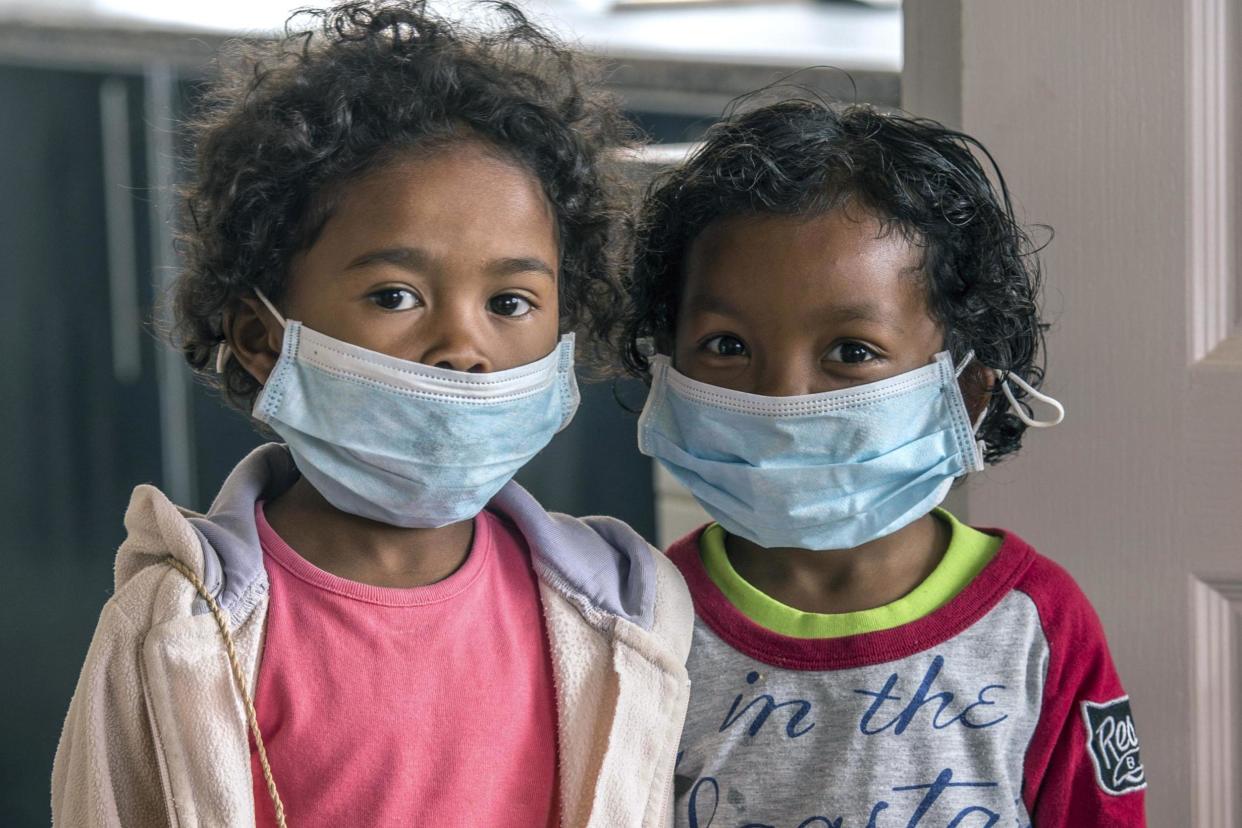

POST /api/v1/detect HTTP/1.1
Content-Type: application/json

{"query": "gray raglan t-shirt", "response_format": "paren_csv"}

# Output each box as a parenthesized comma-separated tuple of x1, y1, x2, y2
(666, 524, 1147, 828)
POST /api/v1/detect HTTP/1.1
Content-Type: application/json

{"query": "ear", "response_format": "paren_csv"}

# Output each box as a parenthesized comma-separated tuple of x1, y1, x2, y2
(224, 296, 284, 385)
(959, 362, 996, 425)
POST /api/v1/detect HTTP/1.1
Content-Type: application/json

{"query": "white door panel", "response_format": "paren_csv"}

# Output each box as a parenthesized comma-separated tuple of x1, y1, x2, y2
(906, 1, 1242, 823)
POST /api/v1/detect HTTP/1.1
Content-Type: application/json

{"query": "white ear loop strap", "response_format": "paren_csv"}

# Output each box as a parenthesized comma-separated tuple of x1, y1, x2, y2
(1001, 372, 1065, 428)
(254, 288, 287, 328)
(955, 349, 1064, 443)
(214, 289, 287, 374)
(214, 341, 232, 374)
(954, 350, 976, 378)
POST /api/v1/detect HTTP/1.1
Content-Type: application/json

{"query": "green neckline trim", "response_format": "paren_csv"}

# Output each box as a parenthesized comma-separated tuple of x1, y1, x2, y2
(699, 509, 1001, 640)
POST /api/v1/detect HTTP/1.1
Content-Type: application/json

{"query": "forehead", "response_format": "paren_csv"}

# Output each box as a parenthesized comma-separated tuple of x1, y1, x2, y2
(317, 141, 557, 258)
(681, 208, 929, 327)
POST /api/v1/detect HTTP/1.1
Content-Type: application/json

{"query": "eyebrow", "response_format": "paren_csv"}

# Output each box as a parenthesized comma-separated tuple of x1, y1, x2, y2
(488, 256, 556, 280)
(825, 302, 898, 327)
(682, 293, 746, 318)
(684, 293, 903, 332)
(345, 246, 431, 271)
(345, 247, 556, 280)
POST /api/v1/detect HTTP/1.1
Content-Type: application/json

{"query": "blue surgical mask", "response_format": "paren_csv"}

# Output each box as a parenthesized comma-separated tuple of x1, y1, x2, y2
(246, 291, 579, 528)
(638, 352, 989, 551)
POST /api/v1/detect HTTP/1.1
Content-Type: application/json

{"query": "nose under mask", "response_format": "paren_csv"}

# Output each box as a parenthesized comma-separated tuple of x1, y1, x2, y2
(236, 290, 580, 528)
(637, 351, 1062, 551)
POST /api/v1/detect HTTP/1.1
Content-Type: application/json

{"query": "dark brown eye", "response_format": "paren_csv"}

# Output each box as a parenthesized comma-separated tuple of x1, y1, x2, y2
(489, 294, 532, 317)
(703, 335, 747, 357)
(369, 288, 418, 311)
(826, 341, 878, 364)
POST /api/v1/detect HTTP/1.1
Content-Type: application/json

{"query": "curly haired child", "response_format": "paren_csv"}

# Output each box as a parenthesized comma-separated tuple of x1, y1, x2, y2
(52, 4, 693, 826)
(621, 99, 1146, 827)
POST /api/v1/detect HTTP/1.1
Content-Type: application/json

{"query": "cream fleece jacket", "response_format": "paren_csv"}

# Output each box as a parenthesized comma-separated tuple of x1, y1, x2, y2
(52, 444, 694, 827)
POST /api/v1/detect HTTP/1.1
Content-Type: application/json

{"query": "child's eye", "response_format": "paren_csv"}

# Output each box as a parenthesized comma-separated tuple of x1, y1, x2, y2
(369, 288, 420, 311)
(825, 341, 878, 364)
(489, 294, 533, 317)
(702, 335, 748, 357)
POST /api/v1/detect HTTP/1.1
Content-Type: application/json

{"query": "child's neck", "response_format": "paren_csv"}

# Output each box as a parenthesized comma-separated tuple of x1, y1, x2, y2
(263, 476, 475, 589)
(724, 513, 950, 615)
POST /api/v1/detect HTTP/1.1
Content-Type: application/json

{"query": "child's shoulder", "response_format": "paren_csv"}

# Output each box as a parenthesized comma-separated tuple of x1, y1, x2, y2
(100, 482, 207, 623)
(107, 443, 290, 629)
(974, 526, 1120, 676)
(489, 484, 694, 656)
(998, 530, 1109, 637)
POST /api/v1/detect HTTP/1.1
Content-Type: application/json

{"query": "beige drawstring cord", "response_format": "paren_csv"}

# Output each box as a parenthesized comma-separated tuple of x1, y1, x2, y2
(165, 556, 288, 828)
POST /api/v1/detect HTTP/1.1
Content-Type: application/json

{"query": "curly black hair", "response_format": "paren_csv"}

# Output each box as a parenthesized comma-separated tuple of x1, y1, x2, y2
(619, 98, 1049, 464)
(173, 0, 632, 411)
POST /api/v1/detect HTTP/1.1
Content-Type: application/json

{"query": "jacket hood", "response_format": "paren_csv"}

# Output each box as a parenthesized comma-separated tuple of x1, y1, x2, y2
(117, 443, 658, 630)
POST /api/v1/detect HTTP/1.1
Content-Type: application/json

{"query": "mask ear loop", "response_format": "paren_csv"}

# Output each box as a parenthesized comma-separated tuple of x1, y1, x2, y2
(254, 288, 287, 329)
(954, 351, 1064, 466)
(214, 290, 287, 374)
(953, 350, 976, 378)
(214, 341, 232, 374)
(1001, 372, 1065, 428)
(634, 336, 657, 373)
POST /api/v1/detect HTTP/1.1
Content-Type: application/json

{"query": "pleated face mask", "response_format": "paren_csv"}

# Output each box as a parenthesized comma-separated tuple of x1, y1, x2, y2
(638, 351, 988, 551)
(247, 291, 579, 528)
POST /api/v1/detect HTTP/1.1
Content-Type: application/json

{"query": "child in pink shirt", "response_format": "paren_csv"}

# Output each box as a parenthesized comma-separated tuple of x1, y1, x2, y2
(252, 503, 558, 826)
(52, 3, 693, 826)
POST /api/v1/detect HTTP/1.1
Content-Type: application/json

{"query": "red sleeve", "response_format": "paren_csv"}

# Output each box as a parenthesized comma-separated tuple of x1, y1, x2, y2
(1017, 554, 1146, 827)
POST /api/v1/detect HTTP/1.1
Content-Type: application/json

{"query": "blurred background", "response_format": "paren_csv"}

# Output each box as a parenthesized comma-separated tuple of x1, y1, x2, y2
(3, 1, 1240, 826)
(0, 0, 899, 822)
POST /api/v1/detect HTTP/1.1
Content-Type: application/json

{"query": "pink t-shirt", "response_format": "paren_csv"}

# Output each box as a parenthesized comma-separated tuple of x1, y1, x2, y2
(251, 503, 559, 827)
